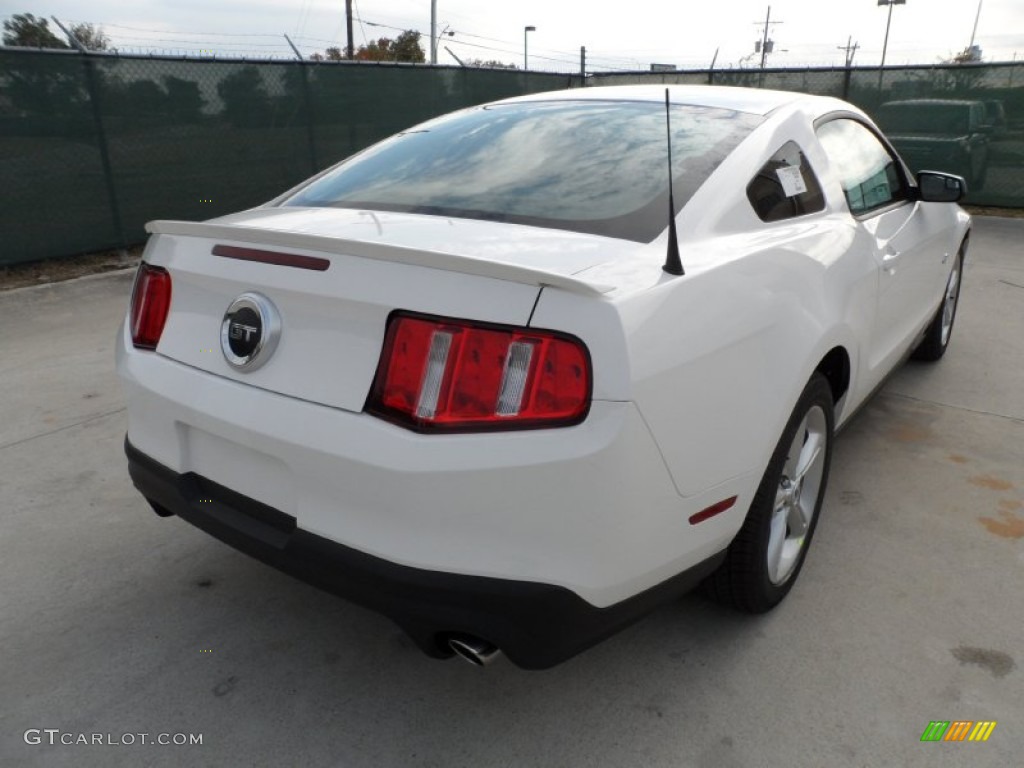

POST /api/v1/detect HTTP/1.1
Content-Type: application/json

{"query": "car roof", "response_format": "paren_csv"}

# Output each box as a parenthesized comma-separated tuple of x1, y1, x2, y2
(497, 84, 834, 117)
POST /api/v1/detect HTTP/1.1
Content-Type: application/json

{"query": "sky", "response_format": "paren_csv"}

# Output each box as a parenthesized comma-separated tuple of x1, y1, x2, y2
(6, 0, 1024, 71)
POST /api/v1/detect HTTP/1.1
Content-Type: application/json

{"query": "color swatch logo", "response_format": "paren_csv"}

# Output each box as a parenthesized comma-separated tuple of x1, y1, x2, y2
(921, 721, 997, 742)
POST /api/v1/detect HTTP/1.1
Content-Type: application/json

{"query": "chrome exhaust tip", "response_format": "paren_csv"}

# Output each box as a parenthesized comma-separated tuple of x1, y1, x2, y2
(448, 635, 501, 667)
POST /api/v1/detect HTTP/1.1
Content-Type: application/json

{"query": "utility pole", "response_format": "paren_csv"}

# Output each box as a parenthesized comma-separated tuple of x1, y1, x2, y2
(345, 0, 354, 59)
(753, 6, 782, 70)
(524, 25, 536, 70)
(580, 46, 586, 79)
(838, 36, 858, 99)
(838, 36, 858, 67)
(759, 7, 771, 69)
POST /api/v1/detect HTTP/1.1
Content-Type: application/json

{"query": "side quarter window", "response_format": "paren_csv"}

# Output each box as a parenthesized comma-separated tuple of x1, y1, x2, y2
(816, 118, 908, 216)
(746, 141, 826, 222)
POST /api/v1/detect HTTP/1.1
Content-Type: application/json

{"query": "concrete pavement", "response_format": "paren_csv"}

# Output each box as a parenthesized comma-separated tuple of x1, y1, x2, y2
(1, 217, 1021, 767)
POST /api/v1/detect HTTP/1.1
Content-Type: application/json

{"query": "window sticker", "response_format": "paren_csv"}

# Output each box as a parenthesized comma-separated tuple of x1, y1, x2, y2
(776, 165, 808, 197)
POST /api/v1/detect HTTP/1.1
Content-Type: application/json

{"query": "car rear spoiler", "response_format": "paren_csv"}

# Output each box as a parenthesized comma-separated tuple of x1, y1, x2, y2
(146, 220, 615, 297)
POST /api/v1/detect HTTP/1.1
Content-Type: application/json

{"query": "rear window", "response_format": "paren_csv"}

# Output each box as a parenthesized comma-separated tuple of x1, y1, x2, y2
(282, 100, 763, 242)
(746, 141, 825, 222)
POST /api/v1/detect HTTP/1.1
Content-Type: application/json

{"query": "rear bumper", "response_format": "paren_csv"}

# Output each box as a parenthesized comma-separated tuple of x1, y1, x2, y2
(117, 326, 750, 609)
(126, 438, 724, 669)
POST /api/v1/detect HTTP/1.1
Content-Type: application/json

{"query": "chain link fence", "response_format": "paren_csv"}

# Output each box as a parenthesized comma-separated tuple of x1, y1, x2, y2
(593, 62, 1024, 211)
(3, 51, 1021, 266)
(0, 48, 580, 266)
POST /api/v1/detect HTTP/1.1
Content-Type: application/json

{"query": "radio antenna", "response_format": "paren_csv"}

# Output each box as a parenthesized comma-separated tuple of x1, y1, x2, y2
(662, 88, 684, 276)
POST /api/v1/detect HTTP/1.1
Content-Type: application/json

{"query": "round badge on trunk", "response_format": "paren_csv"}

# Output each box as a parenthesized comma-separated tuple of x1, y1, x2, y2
(221, 293, 280, 371)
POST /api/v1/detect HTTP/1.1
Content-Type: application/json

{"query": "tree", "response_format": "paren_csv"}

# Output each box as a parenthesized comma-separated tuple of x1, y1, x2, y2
(121, 80, 167, 116)
(390, 30, 425, 63)
(354, 31, 425, 63)
(2, 13, 68, 48)
(310, 46, 347, 62)
(217, 66, 271, 127)
(311, 31, 425, 64)
(353, 38, 388, 61)
(69, 22, 110, 51)
(948, 47, 982, 64)
(465, 59, 518, 70)
(163, 76, 205, 122)
(2, 14, 110, 51)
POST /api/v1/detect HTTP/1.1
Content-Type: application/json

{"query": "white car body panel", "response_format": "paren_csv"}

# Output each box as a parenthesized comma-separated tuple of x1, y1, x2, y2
(147, 215, 620, 296)
(117, 85, 971, 658)
(138, 228, 545, 412)
(118, 320, 751, 607)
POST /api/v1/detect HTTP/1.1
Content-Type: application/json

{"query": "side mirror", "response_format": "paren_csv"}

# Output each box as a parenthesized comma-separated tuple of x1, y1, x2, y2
(917, 171, 966, 203)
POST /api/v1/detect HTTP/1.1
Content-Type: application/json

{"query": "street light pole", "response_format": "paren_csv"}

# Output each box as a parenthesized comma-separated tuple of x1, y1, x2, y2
(524, 25, 536, 70)
(878, 0, 906, 91)
(430, 0, 437, 65)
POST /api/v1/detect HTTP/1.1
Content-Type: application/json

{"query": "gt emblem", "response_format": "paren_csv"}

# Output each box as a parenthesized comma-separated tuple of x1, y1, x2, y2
(229, 323, 259, 342)
(220, 293, 281, 371)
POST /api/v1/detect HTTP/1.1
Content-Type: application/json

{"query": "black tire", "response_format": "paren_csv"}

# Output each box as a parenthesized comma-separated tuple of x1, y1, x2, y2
(912, 248, 964, 362)
(705, 373, 834, 613)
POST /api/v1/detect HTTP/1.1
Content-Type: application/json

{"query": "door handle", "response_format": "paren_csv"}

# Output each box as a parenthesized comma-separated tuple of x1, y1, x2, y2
(882, 247, 900, 275)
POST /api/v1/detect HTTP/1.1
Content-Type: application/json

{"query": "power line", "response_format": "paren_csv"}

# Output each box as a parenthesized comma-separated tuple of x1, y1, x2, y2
(60, 19, 285, 38)
(106, 35, 291, 48)
(348, 16, 635, 70)
(353, 0, 369, 47)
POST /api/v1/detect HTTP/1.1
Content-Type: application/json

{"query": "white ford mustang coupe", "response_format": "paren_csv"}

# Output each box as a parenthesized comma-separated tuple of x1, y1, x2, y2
(118, 85, 970, 669)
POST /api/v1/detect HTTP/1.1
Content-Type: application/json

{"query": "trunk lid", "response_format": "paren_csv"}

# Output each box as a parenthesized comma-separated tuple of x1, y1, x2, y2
(143, 208, 630, 412)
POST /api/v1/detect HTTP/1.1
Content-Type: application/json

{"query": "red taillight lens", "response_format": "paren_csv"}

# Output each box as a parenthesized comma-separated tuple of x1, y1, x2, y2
(130, 263, 172, 349)
(367, 313, 591, 432)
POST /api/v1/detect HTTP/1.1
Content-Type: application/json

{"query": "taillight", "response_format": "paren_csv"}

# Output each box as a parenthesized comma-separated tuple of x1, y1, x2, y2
(130, 263, 172, 349)
(367, 312, 591, 432)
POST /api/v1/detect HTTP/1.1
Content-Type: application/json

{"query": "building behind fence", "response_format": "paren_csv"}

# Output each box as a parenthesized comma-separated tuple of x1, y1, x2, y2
(1, 49, 1022, 266)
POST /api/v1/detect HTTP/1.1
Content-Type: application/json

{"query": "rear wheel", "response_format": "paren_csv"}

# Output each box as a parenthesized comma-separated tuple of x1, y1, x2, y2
(705, 374, 834, 613)
(912, 248, 963, 362)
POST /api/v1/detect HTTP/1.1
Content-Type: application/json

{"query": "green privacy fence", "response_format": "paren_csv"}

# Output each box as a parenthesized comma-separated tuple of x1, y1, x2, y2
(592, 62, 1024, 210)
(3, 51, 1021, 266)
(0, 48, 579, 266)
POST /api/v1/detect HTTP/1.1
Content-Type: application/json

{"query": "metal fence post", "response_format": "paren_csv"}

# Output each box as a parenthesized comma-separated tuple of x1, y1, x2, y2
(82, 55, 126, 248)
(298, 62, 319, 174)
(284, 35, 320, 174)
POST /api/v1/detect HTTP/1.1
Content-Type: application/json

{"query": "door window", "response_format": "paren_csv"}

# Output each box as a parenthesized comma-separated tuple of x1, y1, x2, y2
(817, 119, 907, 215)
